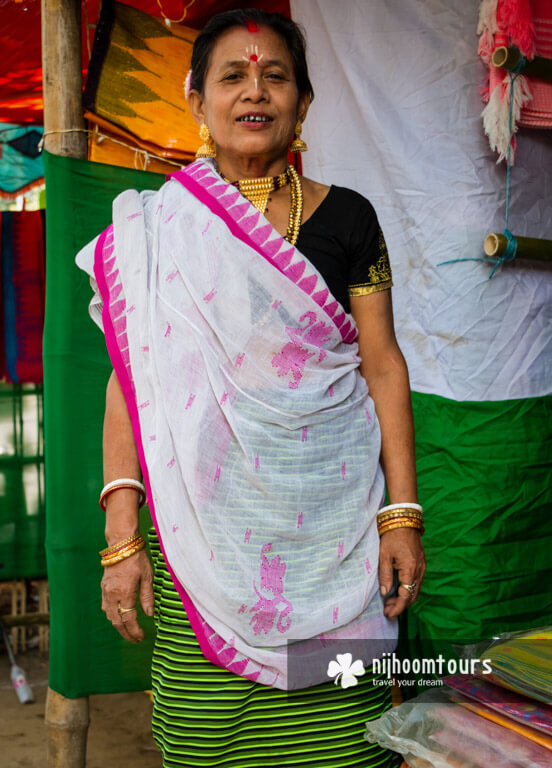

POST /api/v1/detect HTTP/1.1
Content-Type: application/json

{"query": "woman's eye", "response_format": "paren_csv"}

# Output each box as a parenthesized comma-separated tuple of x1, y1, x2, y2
(266, 73, 285, 81)
(223, 73, 242, 81)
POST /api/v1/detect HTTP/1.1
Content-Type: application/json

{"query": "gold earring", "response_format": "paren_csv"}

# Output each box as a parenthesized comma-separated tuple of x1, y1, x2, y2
(195, 123, 216, 159)
(289, 120, 308, 153)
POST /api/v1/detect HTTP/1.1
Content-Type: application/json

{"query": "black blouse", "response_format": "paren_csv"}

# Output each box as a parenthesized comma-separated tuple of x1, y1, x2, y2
(296, 185, 392, 313)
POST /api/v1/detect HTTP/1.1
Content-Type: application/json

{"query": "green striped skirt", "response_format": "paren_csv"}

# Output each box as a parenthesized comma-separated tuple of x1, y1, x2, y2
(149, 531, 401, 768)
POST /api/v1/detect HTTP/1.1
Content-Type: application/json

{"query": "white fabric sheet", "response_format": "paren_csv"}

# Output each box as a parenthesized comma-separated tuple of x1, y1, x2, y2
(293, 0, 552, 401)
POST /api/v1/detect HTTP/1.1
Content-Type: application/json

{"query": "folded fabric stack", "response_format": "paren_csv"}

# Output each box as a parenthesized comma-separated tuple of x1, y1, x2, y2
(365, 627, 552, 767)
(475, 627, 552, 705)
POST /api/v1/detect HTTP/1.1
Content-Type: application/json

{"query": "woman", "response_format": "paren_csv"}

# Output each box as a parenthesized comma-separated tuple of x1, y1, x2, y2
(78, 9, 425, 767)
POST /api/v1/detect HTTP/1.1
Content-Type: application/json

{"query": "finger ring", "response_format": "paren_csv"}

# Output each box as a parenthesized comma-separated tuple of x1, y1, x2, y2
(117, 602, 137, 617)
(400, 581, 417, 597)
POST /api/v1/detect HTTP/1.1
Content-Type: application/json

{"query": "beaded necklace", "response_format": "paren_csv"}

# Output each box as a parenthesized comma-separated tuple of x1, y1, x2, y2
(218, 164, 303, 246)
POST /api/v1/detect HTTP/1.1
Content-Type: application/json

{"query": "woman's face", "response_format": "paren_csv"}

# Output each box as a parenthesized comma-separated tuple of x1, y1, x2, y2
(189, 24, 310, 169)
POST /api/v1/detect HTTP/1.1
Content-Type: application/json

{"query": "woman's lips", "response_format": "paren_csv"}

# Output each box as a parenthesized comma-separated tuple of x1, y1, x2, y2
(235, 114, 274, 128)
(236, 114, 273, 123)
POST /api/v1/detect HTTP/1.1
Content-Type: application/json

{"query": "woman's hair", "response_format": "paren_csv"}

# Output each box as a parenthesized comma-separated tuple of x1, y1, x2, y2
(190, 9, 314, 102)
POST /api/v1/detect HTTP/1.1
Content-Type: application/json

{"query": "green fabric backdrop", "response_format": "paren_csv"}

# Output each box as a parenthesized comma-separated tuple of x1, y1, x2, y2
(405, 393, 552, 660)
(43, 151, 552, 698)
(0, 383, 45, 579)
(43, 152, 165, 696)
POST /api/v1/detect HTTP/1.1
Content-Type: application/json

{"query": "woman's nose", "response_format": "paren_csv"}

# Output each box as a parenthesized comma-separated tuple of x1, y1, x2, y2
(242, 75, 267, 101)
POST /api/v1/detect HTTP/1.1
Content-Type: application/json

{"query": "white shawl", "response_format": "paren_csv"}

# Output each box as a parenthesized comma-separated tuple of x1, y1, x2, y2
(77, 159, 397, 689)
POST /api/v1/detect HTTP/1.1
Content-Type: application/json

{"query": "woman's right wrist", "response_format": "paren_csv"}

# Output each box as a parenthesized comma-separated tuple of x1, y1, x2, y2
(104, 489, 141, 545)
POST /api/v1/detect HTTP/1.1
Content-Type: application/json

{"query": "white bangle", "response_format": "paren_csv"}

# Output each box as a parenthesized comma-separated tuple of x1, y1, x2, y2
(100, 478, 146, 511)
(378, 502, 423, 516)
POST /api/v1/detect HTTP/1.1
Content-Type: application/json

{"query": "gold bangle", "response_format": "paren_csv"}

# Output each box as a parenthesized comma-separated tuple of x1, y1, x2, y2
(99, 534, 143, 557)
(378, 516, 422, 526)
(377, 507, 423, 517)
(378, 525, 424, 537)
(101, 540, 146, 567)
(378, 518, 423, 530)
(377, 516, 423, 528)
(378, 519, 424, 536)
(101, 539, 145, 561)
(377, 510, 424, 523)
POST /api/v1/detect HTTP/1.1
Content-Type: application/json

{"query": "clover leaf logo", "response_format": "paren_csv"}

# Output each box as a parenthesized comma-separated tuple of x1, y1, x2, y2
(327, 652, 365, 688)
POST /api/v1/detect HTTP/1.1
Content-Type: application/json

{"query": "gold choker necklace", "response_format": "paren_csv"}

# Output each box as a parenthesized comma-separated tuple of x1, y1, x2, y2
(224, 168, 291, 214)
(219, 165, 303, 246)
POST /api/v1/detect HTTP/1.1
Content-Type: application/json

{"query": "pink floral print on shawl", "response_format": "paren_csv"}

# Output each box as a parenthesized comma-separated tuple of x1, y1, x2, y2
(250, 544, 293, 635)
(271, 311, 334, 389)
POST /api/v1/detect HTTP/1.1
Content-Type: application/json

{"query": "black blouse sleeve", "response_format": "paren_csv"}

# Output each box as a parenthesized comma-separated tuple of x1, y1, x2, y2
(346, 190, 393, 297)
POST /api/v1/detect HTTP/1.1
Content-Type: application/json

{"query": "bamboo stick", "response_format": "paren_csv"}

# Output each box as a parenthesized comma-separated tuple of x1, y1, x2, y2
(41, 2, 89, 764)
(45, 689, 90, 768)
(2, 613, 50, 627)
(41, 0, 87, 157)
(492, 47, 552, 83)
(484, 233, 552, 262)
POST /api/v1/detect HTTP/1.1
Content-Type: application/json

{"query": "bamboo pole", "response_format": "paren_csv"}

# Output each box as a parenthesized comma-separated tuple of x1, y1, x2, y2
(41, 1, 89, 766)
(492, 46, 552, 83)
(46, 689, 90, 768)
(2, 612, 50, 627)
(484, 233, 552, 262)
(41, 0, 87, 157)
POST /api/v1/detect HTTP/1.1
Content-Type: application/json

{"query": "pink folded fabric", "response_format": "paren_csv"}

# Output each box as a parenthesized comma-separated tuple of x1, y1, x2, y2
(444, 673, 552, 736)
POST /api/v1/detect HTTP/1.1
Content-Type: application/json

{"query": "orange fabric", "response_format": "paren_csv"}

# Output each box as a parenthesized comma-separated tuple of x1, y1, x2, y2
(457, 700, 552, 752)
(87, 119, 191, 174)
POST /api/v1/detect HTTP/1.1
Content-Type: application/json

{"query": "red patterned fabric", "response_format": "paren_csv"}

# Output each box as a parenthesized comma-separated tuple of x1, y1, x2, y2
(522, 0, 552, 127)
(0, 210, 45, 383)
(481, 0, 552, 128)
(0, 0, 290, 125)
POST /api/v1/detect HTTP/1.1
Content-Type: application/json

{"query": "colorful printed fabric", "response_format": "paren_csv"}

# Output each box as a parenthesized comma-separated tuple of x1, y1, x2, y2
(0, 1, 289, 126)
(0, 211, 45, 383)
(365, 690, 552, 768)
(84, 2, 199, 165)
(149, 528, 402, 768)
(0, 124, 44, 196)
(76, 157, 396, 689)
(477, 628, 552, 705)
(445, 673, 552, 736)
(453, 696, 552, 752)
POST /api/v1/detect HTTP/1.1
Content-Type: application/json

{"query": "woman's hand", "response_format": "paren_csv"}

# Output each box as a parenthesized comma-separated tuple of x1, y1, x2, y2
(101, 549, 155, 643)
(379, 528, 426, 619)
(101, 370, 154, 642)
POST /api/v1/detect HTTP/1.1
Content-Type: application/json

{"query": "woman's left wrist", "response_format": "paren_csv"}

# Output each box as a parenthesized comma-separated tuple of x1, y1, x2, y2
(377, 501, 424, 537)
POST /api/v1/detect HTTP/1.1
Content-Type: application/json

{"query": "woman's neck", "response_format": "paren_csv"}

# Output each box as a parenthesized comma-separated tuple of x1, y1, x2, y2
(215, 153, 289, 181)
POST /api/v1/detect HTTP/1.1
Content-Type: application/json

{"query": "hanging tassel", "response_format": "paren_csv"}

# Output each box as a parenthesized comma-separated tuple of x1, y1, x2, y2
(482, 73, 532, 163)
(477, 0, 499, 63)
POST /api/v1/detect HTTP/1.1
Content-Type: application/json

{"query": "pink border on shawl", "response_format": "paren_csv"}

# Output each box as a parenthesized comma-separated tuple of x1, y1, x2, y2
(93, 226, 261, 682)
(170, 163, 358, 345)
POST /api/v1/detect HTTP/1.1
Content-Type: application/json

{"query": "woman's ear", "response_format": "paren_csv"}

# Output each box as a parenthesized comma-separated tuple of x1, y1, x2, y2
(187, 90, 205, 126)
(297, 93, 311, 125)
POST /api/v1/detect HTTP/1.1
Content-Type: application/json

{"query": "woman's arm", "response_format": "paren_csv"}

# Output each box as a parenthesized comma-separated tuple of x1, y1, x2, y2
(101, 370, 155, 642)
(350, 290, 426, 619)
